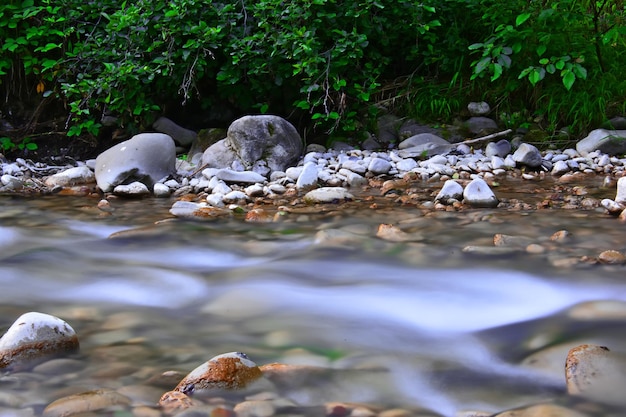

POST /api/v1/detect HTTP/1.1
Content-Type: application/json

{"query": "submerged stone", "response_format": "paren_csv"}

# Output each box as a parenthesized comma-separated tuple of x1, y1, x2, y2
(174, 352, 263, 396)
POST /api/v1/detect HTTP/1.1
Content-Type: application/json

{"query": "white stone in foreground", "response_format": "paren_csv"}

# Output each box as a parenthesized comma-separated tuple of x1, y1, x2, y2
(0, 312, 79, 371)
(435, 179, 463, 204)
(44, 166, 95, 188)
(303, 187, 354, 204)
(463, 178, 499, 208)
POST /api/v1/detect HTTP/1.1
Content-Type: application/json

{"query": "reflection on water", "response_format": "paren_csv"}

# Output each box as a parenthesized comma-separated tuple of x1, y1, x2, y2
(1, 193, 626, 415)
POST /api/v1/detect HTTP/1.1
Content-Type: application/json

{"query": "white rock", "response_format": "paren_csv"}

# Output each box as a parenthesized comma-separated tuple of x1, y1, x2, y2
(216, 169, 266, 184)
(245, 184, 265, 197)
(212, 180, 232, 195)
(113, 181, 150, 196)
(44, 166, 95, 187)
(295, 161, 319, 190)
(395, 158, 418, 172)
(206, 194, 225, 207)
(0, 312, 79, 371)
(223, 190, 248, 203)
(341, 159, 367, 174)
(551, 160, 570, 176)
(490, 156, 505, 170)
(616, 177, 626, 203)
(435, 180, 464, 204)
(463, 178, 499, 208)
(512, 143, 543, 167)
(367, 157, 392, 174)
(153, 183, 171, 197)
(285, 166, 303, 181)
(303, 187, 354, 203)
(338, 169, 367, 187)
(1, 174, 23, 190)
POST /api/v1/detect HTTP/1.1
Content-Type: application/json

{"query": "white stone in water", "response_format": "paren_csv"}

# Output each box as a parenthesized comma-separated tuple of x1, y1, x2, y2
(113, 181, 150, 196)
(222, 190, 248, 204)
(44, 166, 95, 188)
(566, 344, 626, 406)
(490, 156, 505, 170)
(285, 166, 303, 181)
(616, 177, 626, 203)
(216, 169, 266, 184)
(341, 159, 367, 174)
(435, 180, 464, 205)
(463, 178, 499, 208)
(0, 312, 79, 371)
(295, 161, 319, 190)
(303, 187, 354, 204)
(512, 143, 543, 167)
(174, 352, 264, 395)
(245, 184, 265, 197)
(153, 183, 171, 197)
(212, 180, 232, 195)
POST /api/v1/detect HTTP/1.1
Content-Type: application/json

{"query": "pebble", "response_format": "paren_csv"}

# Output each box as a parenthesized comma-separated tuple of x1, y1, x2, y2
(493, 404, 587, 417)
(296, 161, 319, 190)
(597, 249, 626, 264)
(435, 180, 463, 205)
(43, 389, 131, 417)
(0, 312, 79, 371)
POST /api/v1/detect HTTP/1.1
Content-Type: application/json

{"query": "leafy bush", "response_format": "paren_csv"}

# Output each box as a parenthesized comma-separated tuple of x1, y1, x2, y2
(1, 0, 624, 151)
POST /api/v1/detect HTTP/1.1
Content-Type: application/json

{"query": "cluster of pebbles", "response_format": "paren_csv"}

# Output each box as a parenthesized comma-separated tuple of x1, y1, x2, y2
(1, 311, 626, 417)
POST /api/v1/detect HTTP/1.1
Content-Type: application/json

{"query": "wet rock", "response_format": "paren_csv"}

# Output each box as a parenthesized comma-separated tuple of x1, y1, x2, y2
(113, 181, 151, 196)
(0, 312, 79, 371)
(598, 250, 626, 265)
(493, 234, 534, 248)
(44, 166, 95, 188)
(376, 224, 423, 242)
(158, 391, 194, 414)
(493, 403, 587, 417)
(565, 344, 626, 406)
(600, 198, 626, 216)
(551, 160, 571, 176)
(463, 178, 499, 208)
(174, 352, 263, 396)
(233, 400, 276, 417)
(43, 389, 131, 417)
(435, 180, 463, 205)
(202, 115, 302, 172)
(567, 300, 626, 321)
(303, 187, 354, 204)
(576, 129, 626, 156)
(512, 143, 543, 168)
(95, 133, 176, 192)
(153, 116, 197, 146)
(169, 201, 229, 219)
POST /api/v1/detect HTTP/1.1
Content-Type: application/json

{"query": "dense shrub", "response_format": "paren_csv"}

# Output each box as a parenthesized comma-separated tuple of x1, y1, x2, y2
(0, 0, 624, 153)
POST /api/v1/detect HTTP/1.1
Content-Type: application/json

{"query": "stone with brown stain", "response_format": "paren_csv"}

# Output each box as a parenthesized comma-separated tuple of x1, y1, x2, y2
(565, 344, 626, 406)
(597, 250, 626, 265)
(174, 352, 263, 396)
(158, 390, 194, 413)
(0, 312, 79, 371)
(43, 389, 131, 417)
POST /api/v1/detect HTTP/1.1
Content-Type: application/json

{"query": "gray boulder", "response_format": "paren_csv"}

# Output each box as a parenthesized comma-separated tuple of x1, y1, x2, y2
(512, 143, 543, 168)
(465, 116, 498, 135)
(397, 133, 452, 158)
(95, 133, 176, 193)
(153, 117, 197, 146)
(202, 115, 302, 173)
(467, 101, 490, 116)
(576, 129, 626, 156)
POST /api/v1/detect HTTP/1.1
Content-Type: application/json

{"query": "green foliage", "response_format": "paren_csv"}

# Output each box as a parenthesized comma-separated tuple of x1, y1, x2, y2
(0, 0, 624, 148)
(468, 0, 626, 136)
(0, 136, 37, 152)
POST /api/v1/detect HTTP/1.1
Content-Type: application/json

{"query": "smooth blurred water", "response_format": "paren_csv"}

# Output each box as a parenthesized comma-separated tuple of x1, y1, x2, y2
(1, 193, 626, 416)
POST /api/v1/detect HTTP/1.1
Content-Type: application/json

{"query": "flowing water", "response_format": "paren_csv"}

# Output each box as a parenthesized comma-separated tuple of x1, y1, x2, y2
(1, 179, 626, 416)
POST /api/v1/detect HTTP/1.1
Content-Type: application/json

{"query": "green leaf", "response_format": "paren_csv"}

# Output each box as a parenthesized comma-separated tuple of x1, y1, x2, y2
(562, 70, 575, 90)
(536, 45, 547, 56)
(468, 43, 484, 51)
(515, 13, 531, 26)
(474, 57, 491, 75)
(490, 63, 503, 81)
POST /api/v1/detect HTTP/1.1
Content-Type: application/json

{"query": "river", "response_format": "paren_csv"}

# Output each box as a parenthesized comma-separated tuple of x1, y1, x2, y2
(1, 179, 625, 416)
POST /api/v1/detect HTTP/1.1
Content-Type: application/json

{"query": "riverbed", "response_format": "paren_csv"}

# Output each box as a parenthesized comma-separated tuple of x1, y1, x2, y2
(1, 177, 625, 416)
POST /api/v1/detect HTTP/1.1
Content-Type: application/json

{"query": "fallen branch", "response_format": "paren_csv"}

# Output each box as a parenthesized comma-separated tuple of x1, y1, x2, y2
(462, 128, 513, 145)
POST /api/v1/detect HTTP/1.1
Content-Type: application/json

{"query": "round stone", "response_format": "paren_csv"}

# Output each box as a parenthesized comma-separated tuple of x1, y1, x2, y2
(462, 178, 499, 208)
(0, 312, 79, 371)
